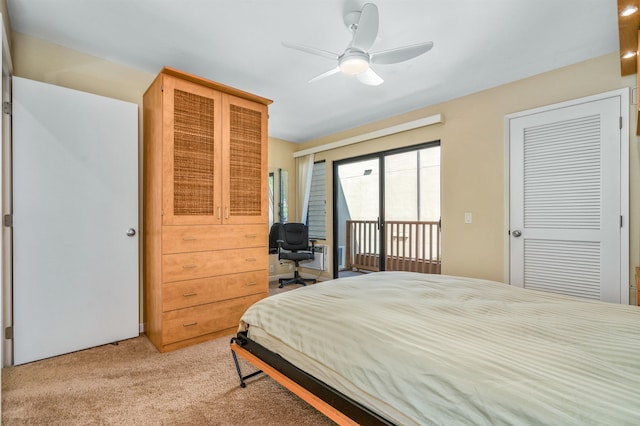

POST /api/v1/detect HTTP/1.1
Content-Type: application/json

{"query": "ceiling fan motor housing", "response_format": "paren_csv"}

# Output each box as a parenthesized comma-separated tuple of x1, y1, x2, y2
(344, 10, 362, 31)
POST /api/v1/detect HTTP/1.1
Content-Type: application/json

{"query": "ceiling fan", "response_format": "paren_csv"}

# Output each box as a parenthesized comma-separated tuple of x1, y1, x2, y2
(283, 3, 433, 86)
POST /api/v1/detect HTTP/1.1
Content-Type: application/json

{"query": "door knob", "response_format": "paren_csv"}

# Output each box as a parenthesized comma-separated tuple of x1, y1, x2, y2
(126, 228, 136, 237)
(512, 230, 522, 237)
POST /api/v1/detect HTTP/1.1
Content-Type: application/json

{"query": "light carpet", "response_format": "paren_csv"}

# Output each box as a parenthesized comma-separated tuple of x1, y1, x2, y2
(1, 332, 335, 425)
(2, 335, 333, 425)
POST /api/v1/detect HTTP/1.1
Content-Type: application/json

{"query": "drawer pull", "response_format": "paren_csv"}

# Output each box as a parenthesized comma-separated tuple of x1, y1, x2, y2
(246, 281, 257, 286)
(183, 322, 198, 327)
(182, 292, 197, 297)
(182, 264, 197, 269)
(182, 236, 198, 241)
(244, 234, 257, 238)
(245, 258, 257, 262)
(217, 207, 221, 219)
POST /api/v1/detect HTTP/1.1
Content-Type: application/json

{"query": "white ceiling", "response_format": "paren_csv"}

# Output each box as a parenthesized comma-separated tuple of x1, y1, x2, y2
(6, 0, 620, 143)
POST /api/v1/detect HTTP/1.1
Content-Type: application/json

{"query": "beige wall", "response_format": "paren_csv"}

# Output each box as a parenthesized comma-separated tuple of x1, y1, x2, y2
(8, 33, 301, 319)
(12, 33, 154, 104)
(267, 137, 298, 277)
(10, 32, 156, 325)
(299, 52, 639, 300)
(268, 137, 298, 220)
(1, 0, 11, 56)
(8, 32, 638, 302)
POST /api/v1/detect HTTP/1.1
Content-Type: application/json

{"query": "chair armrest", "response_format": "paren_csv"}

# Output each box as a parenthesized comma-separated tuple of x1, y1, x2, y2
(309, 239, 316, 249)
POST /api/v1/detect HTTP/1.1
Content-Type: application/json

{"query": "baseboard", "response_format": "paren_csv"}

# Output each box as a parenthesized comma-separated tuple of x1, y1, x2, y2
(269, 272, 328, 282)
(139, 323, 144, 333)
(269, 273, 303, 281)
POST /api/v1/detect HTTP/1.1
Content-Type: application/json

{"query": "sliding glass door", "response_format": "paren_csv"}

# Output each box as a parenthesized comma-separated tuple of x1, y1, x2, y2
(335, 156, 381, 276)
(334, 142, 441, 278)
(383, 146, 441, 273)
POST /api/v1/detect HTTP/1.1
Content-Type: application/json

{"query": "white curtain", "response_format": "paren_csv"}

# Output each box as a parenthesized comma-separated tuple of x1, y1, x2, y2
(296, 153, 314, 223)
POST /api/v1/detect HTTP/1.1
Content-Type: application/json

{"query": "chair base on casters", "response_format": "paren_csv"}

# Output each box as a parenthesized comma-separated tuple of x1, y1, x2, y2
(278, 268, 317, 288)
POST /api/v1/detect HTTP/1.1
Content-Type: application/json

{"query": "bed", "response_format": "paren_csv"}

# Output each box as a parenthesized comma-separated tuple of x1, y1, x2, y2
(230, 271, 640, 425)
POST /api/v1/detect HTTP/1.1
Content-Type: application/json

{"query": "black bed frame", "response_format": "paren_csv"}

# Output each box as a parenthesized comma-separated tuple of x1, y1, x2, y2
(231, 331, 395, 425)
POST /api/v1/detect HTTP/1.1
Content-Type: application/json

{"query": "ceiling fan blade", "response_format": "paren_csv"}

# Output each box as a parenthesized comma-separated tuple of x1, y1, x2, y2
(309, 67, 341, 83)
(282, 42, 339, 61)
(357, 68, 384, 86)
(351, 3, 379, 51)
(371, 41, 434, 65)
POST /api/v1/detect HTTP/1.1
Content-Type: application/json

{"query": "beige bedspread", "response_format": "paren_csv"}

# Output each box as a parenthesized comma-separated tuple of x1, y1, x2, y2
(239, 271, 640, 425)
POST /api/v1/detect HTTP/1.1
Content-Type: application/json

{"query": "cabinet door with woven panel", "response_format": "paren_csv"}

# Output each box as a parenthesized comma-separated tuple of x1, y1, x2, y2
(221, 94, 268, 225)
(162, 75, 223, 225)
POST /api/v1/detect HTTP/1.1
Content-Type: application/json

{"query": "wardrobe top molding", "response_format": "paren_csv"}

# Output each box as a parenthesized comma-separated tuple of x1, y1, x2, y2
(149, 66, 273, 106)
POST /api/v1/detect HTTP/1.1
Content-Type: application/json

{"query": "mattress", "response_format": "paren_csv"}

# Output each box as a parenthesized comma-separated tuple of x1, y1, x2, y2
(239, 271, 640, 425)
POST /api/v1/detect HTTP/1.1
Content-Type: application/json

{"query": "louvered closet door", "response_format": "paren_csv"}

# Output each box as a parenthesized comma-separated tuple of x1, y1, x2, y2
(509, 93, 626, 303)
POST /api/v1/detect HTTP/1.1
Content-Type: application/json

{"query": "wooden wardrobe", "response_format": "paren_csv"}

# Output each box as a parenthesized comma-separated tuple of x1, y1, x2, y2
(143, 67, 272, 352)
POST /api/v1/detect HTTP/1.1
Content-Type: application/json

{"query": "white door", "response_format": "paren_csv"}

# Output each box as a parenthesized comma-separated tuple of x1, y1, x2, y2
(12, 77, 139, 365)
(509, 89, 628, 304)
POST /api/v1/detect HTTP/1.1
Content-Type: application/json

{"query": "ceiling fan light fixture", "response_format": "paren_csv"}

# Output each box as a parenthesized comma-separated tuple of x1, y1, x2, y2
(339, 51, 370, 75)
(282, 3, 432, 86)
(621, 5, 638, 16)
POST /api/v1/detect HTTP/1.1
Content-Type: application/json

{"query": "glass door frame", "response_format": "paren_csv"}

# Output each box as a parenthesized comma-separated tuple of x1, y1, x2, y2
(332, 140, 441, 278)
(333, 153, 383, 277)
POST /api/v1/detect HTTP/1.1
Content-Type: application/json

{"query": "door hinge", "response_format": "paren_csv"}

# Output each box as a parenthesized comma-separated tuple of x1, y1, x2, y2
(3, 214, 12, 227)
(620, 116, 623, 129)
(5, 326, 12, 340)
(621, 215, 623, 228)
(3, 101, 11, 115)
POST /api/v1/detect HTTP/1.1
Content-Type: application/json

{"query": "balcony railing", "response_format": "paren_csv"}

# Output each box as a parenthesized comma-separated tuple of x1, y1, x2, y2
(345, 220, 441, 274)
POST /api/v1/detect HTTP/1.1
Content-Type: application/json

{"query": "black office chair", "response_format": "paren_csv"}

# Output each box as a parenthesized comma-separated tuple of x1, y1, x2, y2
(269, 222, 317, 288)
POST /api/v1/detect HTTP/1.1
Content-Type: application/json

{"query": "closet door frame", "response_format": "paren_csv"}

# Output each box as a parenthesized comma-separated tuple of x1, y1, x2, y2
(505, 88, 629, 304)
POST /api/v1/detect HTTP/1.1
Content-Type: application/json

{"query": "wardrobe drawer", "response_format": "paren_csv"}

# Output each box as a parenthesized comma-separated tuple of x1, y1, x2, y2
(162, 224, 267, 253)
(162, 293, 265, 345)
(162, 247, 267, 282)
(163, 270, 268, 312)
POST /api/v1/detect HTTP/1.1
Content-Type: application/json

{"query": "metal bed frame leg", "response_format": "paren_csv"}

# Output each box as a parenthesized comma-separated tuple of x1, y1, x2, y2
(230, 337, 263, 388)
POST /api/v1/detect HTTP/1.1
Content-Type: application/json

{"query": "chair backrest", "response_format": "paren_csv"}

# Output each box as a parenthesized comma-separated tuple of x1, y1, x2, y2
(280, 223, 310, 251)
(268, 223, 284, 252)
